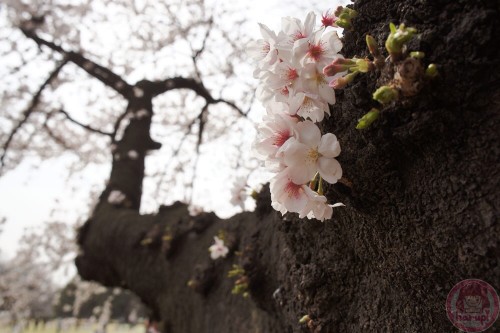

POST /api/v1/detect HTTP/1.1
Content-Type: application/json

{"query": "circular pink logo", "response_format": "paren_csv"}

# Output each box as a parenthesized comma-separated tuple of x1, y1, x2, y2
(446, 279, 499, 332)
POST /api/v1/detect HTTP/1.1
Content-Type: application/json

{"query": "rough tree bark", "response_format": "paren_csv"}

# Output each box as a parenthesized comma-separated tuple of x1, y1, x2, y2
(71, 0, 500, 331)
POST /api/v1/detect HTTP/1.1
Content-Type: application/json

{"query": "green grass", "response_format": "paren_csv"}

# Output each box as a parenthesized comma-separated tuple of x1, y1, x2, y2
(0, 320, 144, 333)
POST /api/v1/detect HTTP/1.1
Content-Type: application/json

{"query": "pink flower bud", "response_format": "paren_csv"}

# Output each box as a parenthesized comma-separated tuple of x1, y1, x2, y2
(329, 72, 358, 89)
(329, 77, 347, 89)
(323, 58, 355, 76)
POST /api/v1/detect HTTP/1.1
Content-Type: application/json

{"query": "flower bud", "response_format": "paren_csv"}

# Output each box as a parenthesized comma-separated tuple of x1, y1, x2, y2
(410, 51, 425, 59)
(356, 108, 380, 129)
(366, 35, 380, 57)
(373, 85, 399, 104)
(425, 64, 438, 78)
(334, 6, 343, 17)
(385, 23, 417, 57)
(329, 72, 358, 89)
(355, 58, 373, 73)
(334, 6, 357, 29)
(323, 58, 355, 76)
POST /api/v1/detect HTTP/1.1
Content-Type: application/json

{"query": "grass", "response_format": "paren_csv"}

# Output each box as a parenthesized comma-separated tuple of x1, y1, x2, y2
(0, 320, 144, 333)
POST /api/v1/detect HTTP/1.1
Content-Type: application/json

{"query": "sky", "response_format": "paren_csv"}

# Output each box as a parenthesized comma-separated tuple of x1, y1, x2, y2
(0, 0, 350, 261)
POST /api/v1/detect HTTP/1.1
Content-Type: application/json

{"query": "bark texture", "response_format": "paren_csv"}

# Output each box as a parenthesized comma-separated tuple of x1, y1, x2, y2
(76, 0, 500, 332)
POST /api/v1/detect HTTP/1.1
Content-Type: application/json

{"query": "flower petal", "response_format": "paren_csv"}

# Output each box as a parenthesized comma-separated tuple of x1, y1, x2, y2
(318, 133, 341, 158)
(319, 81, 336, 104)
(295, 120, 321, 147)
(318, 157, 342, 184)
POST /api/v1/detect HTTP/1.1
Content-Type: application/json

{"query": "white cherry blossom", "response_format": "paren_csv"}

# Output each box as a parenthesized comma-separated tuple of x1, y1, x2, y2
(299, 187, 345, 221)
(209, 236, 229, 260)
(252, 9, 345, 220)
(293, 29, 343, 67)
(248, 23, 283, 77)
(253, 103, 298, 165)
(300, 63, 336, 104)
(266, 59, 302, 94)
(288, 92, 330, 123)
(284, 121, 342, 184)
(278, 12, 317, 56)
(230, 176, 249, 209)
(270, 169, 310, 214)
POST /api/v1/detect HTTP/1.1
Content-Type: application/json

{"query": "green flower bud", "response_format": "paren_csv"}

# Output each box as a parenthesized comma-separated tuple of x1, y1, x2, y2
(356, 108, 380, 129)
(334, 6, 357, 29)
(410, 51, 425, 59)
(425, 63, 438, 78)
(385, 23, 417, 57)
(373, 85, 399, 104)
(366, 35, 380, 57)
(354, 58, 373, 73)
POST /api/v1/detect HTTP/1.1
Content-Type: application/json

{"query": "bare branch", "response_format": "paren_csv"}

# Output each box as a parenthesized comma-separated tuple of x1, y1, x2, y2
(213, 98, 248, 117)
(190, 17, 213, 81)
(43, 121, 72, 150)
(20, 26, 133, 98)
(145, 78, 248, 118)
(58, 109, 113, 137)
(196, 104, 209, 153)
(0, 57, 68, 171)
(146, 77, 215, 102)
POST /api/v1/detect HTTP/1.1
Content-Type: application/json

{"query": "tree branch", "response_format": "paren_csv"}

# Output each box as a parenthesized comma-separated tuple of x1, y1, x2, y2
(190, 17, 213, 81)
(213, 98, 248, 118)
(145, 77, 215, 102)
(58, 109, 113, 137)
(0, 58, 68, 171)
(20, 27, 133, 98)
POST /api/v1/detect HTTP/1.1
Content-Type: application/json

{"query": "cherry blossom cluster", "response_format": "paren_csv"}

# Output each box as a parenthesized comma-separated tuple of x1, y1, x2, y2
(250, 11, 345, 221)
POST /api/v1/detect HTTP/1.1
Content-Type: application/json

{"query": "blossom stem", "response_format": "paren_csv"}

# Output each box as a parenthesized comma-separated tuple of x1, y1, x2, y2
(309, 172, 320, 190)
(317, 177, 324, 196)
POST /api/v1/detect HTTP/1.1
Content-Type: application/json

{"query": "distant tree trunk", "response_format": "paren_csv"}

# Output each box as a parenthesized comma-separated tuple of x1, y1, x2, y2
(76, 0, 500, 332)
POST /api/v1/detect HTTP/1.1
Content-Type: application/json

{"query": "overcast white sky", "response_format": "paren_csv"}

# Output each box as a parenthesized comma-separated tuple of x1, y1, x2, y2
(0, 0, 350, 261)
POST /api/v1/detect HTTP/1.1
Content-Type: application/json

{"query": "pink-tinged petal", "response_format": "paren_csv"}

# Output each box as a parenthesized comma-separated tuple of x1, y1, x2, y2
(258, 23, 277, 40)
(281, 182, 309, 213)
(314, 204, 333, 221)
(304, 12, 316, 37)
(247, 40, 265, 61)
(292, 38, 309, 61)
(265, 158, 286, 173)
(286, 164, 315, 185)
(281, 16, 301, 36)
(288, 92, 305, 114)
(323, 30, 343, 54)
(272, 200, 288, 215)
(298, 105, 325, 123)
(318, 133, 341, 158)
(318, 157, 342, 184)
(319, 82, 336, 104)
(254, 137, 277, 157)
(295, 121, 321, 147)
(283, 139, 308, 165)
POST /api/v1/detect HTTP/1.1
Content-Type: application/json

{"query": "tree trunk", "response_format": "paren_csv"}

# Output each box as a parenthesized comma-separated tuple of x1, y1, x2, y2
(76, 0, 500, 331)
